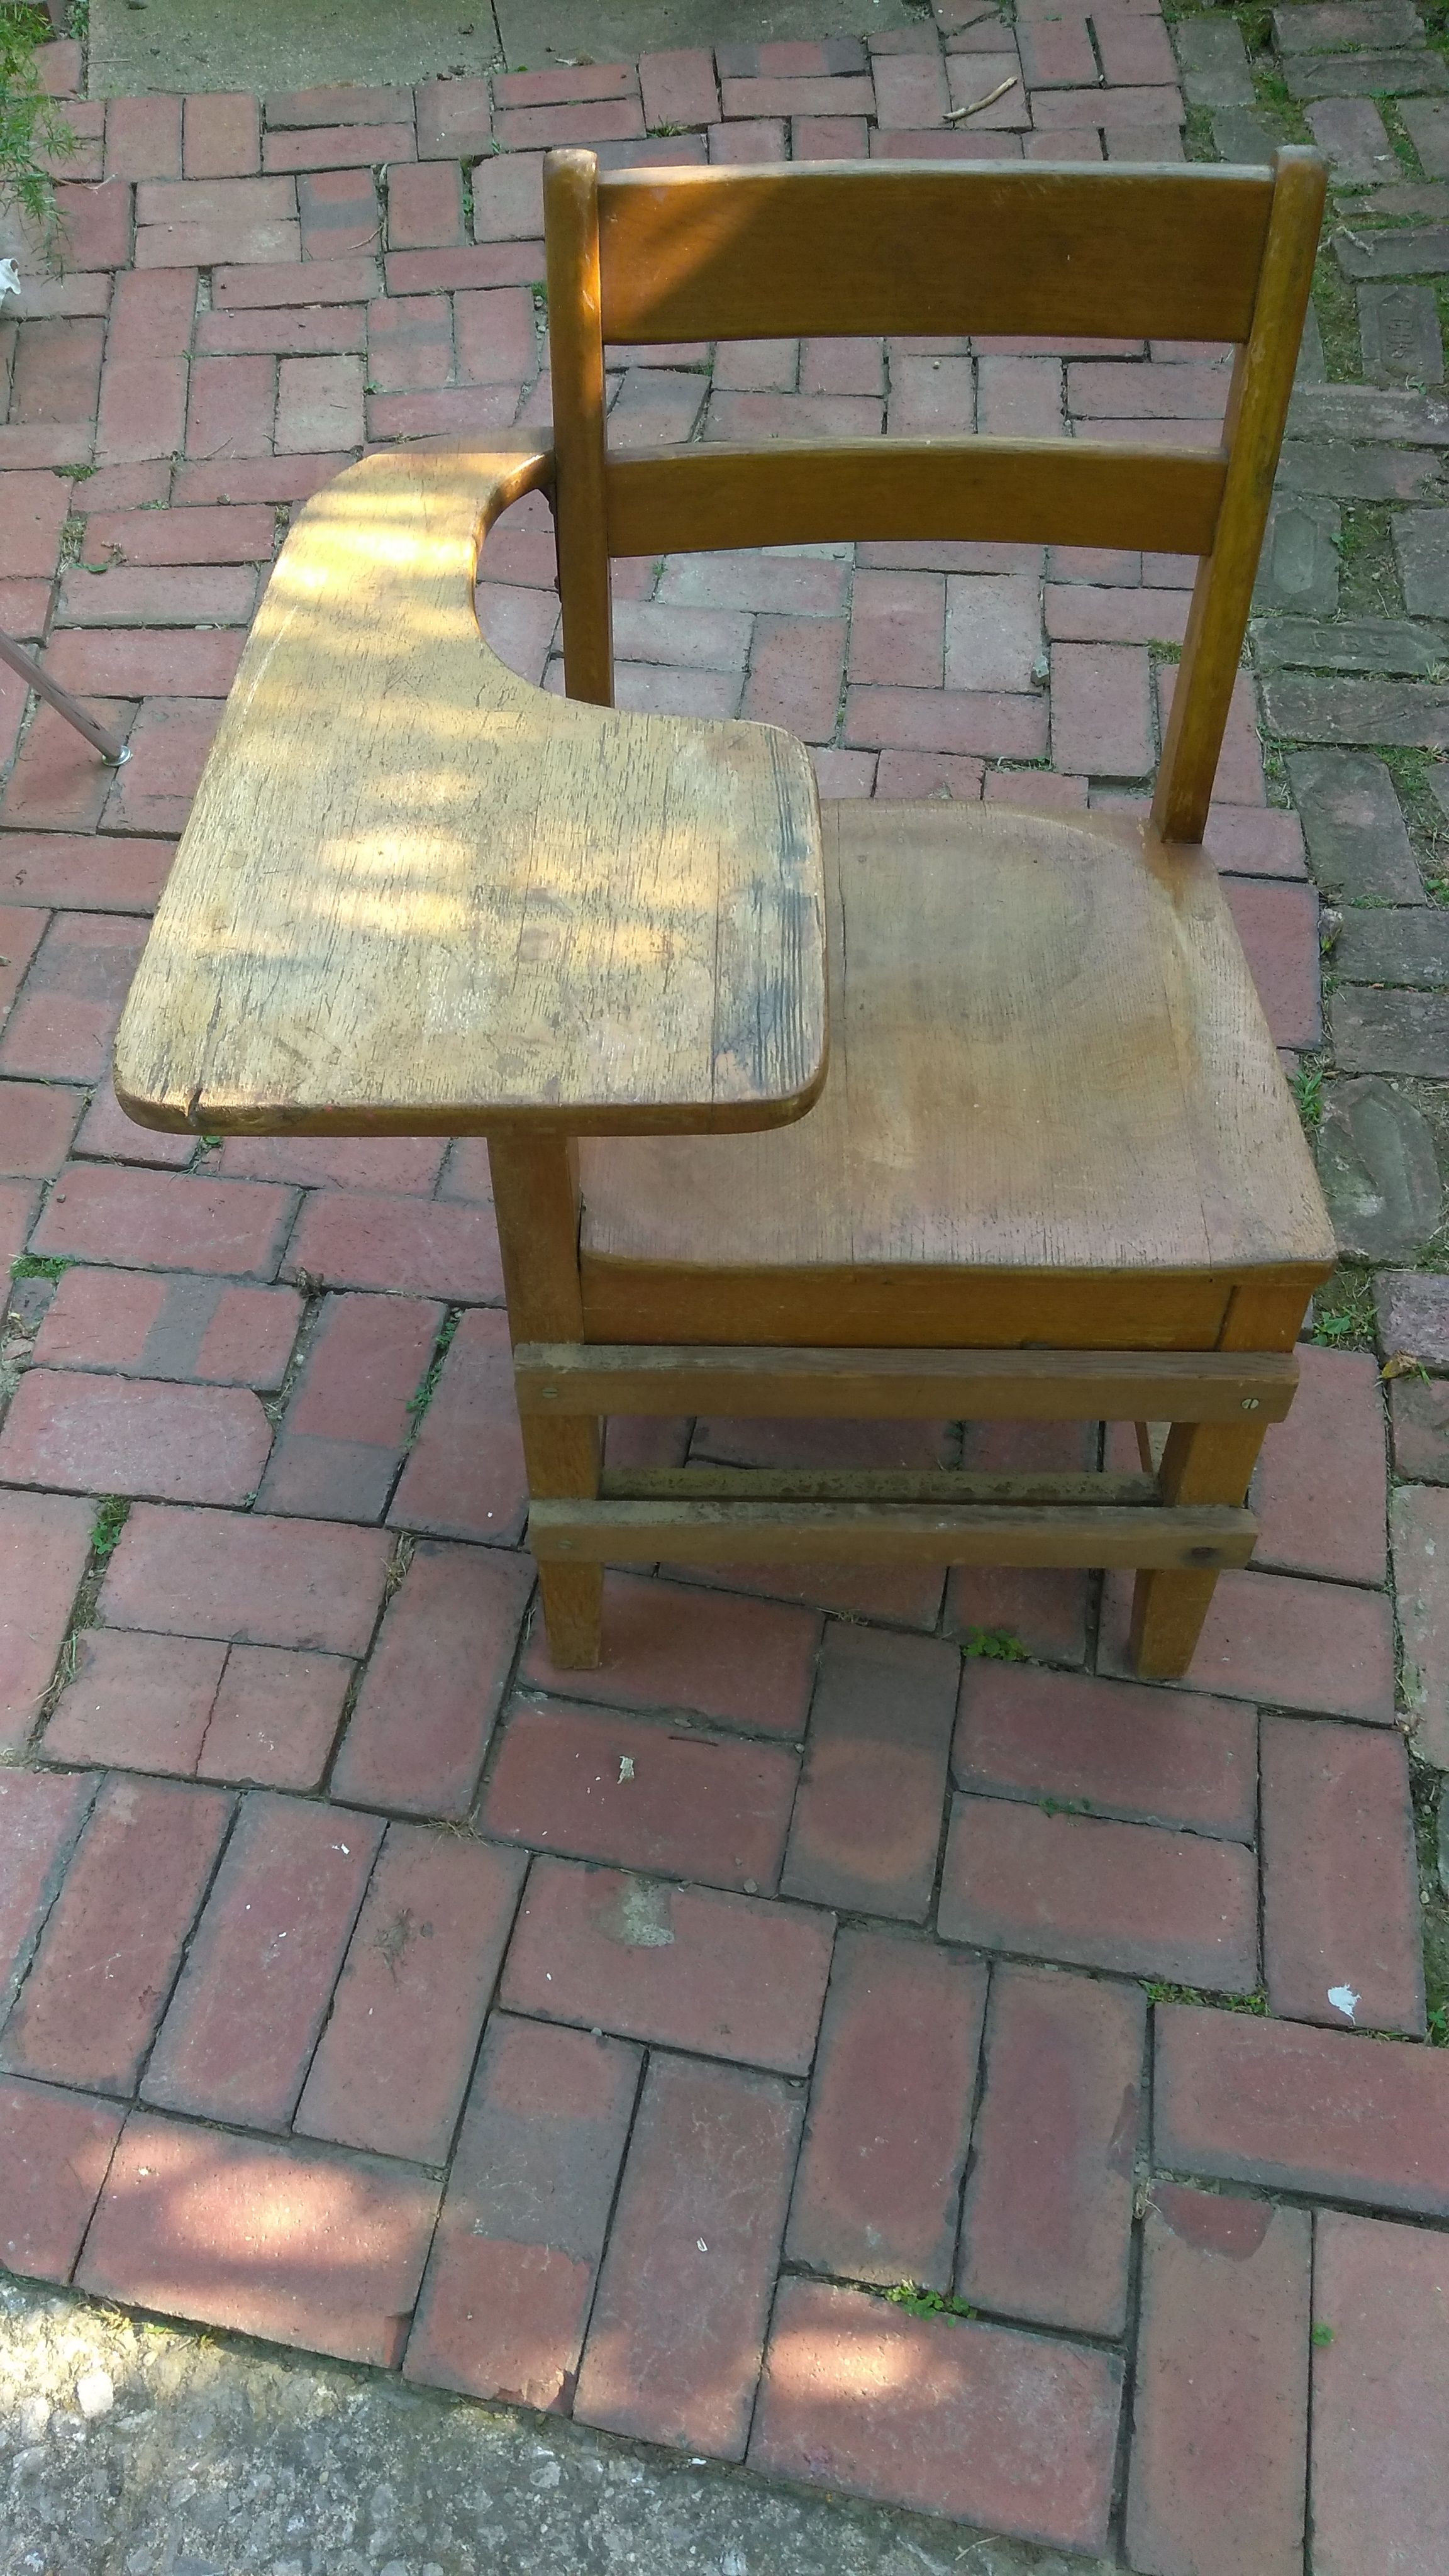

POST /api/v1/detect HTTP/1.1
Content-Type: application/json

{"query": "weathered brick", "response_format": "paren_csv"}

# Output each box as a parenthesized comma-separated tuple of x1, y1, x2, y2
(404, 2014, 638, 2407)
(1126, 2186, 1310, 2576)
(72, 1075, 194, 1170)
(0, 833, 174, 914)
(518, 1568, 818, 1738)
(58, 562, 259, 627)
(0, 1765, 96, 2012)
(575, 2052, 801, 2459)
(844, 684, 1048, 758)
(1253, 1343, 1386, 1585)
(1155, 2002, 1449, 2212)
(0, 1080, 82, 1179)
(639, 48, 719, 128)
(750, 2277, 1121, 2551)
(43, 626, 243, 696)
(787, 1929, 984, 2292)
(1321, 1075, 1442, 1269)
(780, 1623, 957, 1919)
(960, 1965, 1143, 2336)
(98, 1501, 389, 1654)
(9, 316, 105, 425)
(939, 1796, 1258, 1987)
(284, 1186, 502, 1302)
(296, 167, 380, 262)
(955, 1660, 1257, 1838)
(213, 257, 379, 307)
(415, 75, 493, 159)
(106, 94, 182, 182)
(35, 1269, 301, 1388)
(143, 1792, 382, 2126)
(99, 693, 221, 836)
(183, 92, 261, 179)
(258, 1290, 441, 1521)
(0, 2075, 124, 2284)
(5, 470, 70, 579)
(265, 123, 414, 175)
(77, 2114, 437, 2368)
(295, 1826, 525, 2162)
(386, 1306, 525, 1545)
(32, 1162, 295, 1277)
(0, 1775, 231, 2094)
(1311, 2210, 1449, 2576)
(484, 1697, 797, 1890)
(0, 1369, 272, 1506)
(196, 1642, 352, 1790)
(1099, 1565, 1396, 1723)
(1261, 1714, 1423, 2036)
(0, 911, 147, 1083)
(330, 1539, 532, 1818)
(1391, 1374, 1449, 1482)
(0, 1489, 94, 1754)
(1392, 1479, 1449, 1763)
(386, 158, 463, 250)
(501, 1857, 834, 2073)
(42, 1628, 227, 1774)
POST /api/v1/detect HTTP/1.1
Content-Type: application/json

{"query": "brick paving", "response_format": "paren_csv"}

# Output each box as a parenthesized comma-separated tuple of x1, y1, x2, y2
(3, 3, 1449, 2567)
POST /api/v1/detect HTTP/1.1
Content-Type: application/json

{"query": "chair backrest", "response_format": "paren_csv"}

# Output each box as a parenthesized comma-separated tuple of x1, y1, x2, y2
(541, 148, 1324, 845)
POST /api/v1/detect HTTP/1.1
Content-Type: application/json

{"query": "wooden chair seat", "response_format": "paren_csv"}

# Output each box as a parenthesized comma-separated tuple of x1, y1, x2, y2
(579, 799, 1333, 1350)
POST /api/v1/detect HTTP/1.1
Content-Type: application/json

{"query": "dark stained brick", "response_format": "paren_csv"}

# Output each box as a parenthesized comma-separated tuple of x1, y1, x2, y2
(781, 1623, 957, 1921)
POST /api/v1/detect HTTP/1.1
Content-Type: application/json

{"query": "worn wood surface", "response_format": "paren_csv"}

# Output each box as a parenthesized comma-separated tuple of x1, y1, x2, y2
(529, 1497, 1258, 1567)
(579, 799, 1336, 1345)
(514, 1343, 1301, 1418)
(114, 448, 826, 1137)
(490, 1133, 602, 1663)
(606, 441, 1227, 560)
(545, 150, 614, 708)
(601, 1468, 1162, 1503)
(594, 162, 1275, 345)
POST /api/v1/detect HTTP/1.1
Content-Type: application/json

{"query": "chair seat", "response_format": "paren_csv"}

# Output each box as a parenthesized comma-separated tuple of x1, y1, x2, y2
(578, 799, 1336, 1349)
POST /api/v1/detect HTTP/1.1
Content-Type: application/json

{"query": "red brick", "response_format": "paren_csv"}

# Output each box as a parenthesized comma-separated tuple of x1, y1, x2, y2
(780, 1623, 957, 1921)
(640, 48, 719, 126)
(1224, 876, 1321, 1050)
(0, 912, 144, 1082)
(1071, 358, 1226, 421)
(142, 1790, 380, 2124)
(845, 684, 1048, 758)
(195, 1642, 351, 1789)
(575, 2051, 799, 2458)
(1099, 1565, 1396, 1722)
(367, 382, 521, 441)
(365, 291, 452, 389)
(386, 242, 543, 292)
(496, 99, 645, 149)
(709, 388, 880, 440)
(814, 746, 879, 794)
(0, 577, 47, 642)
(386, 159, 463, 249)
(483, 1697, 798, 1890)
(404, 2014, 638, 2407)
(386, 1306, 525, 1545)
(33, 1162, 295, 1277)
(35, 1268, 300, 1387)
(1050, 638, 1153, 775)
(476, 581, 559, 684)
(184, 351, 276, 460)
(946, 1419, 1093, 1666)
(847, 568, 944, 687)
(720, 74, 875, 116)
(0, 834, 174, 914)
(0, 1488, 93, 1753)
(0, 1173, 36, 1270)
(455, 284, 538, 383)
(0, 426, 94, 468)
(1207, 805, 1306, 877)
(45, 627, 243, 696)
(58, 562, 259, 628)
(0, 2075, 124, 2284)
(985, 768, 1089, 810)
(42, 1628, 227, 1773)
(517, 1568, 818, 1738)
(663, 1549, 946, 1631)
(1262, 1715, 1423, 2036)
(331, 1538, 532, 1818)
(100, 694, 221, 835)
(0, 699, 131, 833)
(800, 335, 886, 396)
(184, 92, 261, 179)
(1311, 2210, 1449, 2576)
(1159, 662, 1264, 804)
(284, 1185, 502, 1302)
(296, 167, 380, 261)
(955, 1661, 1257, 1838)
(275, 352, 364, 450)
(1045, 580, 1191, 645)
(138, 209, 297, 270)
(258, 1290, 441, 1521)
(213, 257, 379, 308)
(709, 336, 799, 393)
(787, 1929, 984, 2292)
(1018, 13, 1097, 81)
(0, 1774, 231, 2093)
(940, 1796, 1258, 1987)
(0, 1765, 96, 2009)
(750, 2276, 1120, 2548)
(99, 1501, 389, 1653)
(1253, 1345, 1385, 1585)
(77, 2112, 438, 2367)
(72, 1073, 196, 1167)
(1033, 82, 1182, 128)
(943, 570, 1041, 689)
(415, 76, 493, 159)
(0, 914, 55, 1040)
(265, 123, 414, 175)
(5, 469, 70, 579)
(471, 152, 545, 241)
(295, 1826, 525, 2160)
(958, 1965, 1142, 2335)
(0, 1079, 82, 1179)
(1126, 2185, 1309, 2576)
(502, 1855, 834, 2072)
(792, 112, 871, 157)
(197, 303, 365, 356)
(10, 317, 105, 425)
(1157, 2002, 1449, 2213)
(1391, 1375, 1449, 1484)
(872, 47, 951, 122)
(106, 94, 182, 182)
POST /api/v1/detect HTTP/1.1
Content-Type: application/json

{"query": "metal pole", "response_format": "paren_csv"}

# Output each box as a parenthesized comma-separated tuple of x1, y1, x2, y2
(0, 628, 130, 764)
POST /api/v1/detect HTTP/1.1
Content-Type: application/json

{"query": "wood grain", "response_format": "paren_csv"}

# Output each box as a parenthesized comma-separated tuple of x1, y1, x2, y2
(529, 1497, 1258, 1567)
(545, 151, 614, 708)
(114, 448, 826, 1137)
(605, 441, 1227, 560)
(514, 1343, 1301, 1419)
(595, 162, 1275, 345)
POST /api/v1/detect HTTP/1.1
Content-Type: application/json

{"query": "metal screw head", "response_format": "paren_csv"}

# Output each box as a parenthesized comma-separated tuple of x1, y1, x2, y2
(1241, 1397, 1260, 1411)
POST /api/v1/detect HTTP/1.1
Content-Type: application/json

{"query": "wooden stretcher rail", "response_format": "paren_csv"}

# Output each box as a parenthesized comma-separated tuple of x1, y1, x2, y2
(594, 163, 1275, 344)
(529, 1498, 1259, 1567)
(604, 441, 1228, 561)
(513, 1343, 1301, 1420)
(600, 1468, 1162, 1504)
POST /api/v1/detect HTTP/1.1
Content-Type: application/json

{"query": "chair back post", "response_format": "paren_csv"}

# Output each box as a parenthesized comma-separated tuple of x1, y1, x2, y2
(1150, 145, 1326, 846)
(543, 147, 614, 707)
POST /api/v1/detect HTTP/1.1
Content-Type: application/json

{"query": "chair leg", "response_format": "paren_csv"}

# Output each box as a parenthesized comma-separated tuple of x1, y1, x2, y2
(1128, 1414, 1270, 1680)
(539, 1562, 604, 1666)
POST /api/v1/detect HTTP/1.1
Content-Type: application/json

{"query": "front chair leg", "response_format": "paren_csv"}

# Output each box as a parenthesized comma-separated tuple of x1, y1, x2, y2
(526, 1414, 604, 1667)
(1128, 1414, 1270, 1681)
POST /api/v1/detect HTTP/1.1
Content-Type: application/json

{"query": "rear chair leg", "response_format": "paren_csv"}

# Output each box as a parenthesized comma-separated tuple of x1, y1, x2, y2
(1128, 1413, 1270, 1680)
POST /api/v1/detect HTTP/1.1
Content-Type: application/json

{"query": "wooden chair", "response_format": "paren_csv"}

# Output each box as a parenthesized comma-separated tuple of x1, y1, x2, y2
(116, 147, 1335, 1683)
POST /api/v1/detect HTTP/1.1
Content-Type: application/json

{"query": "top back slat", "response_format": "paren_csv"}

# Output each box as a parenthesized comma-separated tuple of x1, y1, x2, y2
(596, 164, 1277, 347)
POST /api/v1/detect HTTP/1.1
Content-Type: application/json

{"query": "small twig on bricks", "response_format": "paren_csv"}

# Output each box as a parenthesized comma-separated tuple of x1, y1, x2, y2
(945, 75, 1018, 123)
